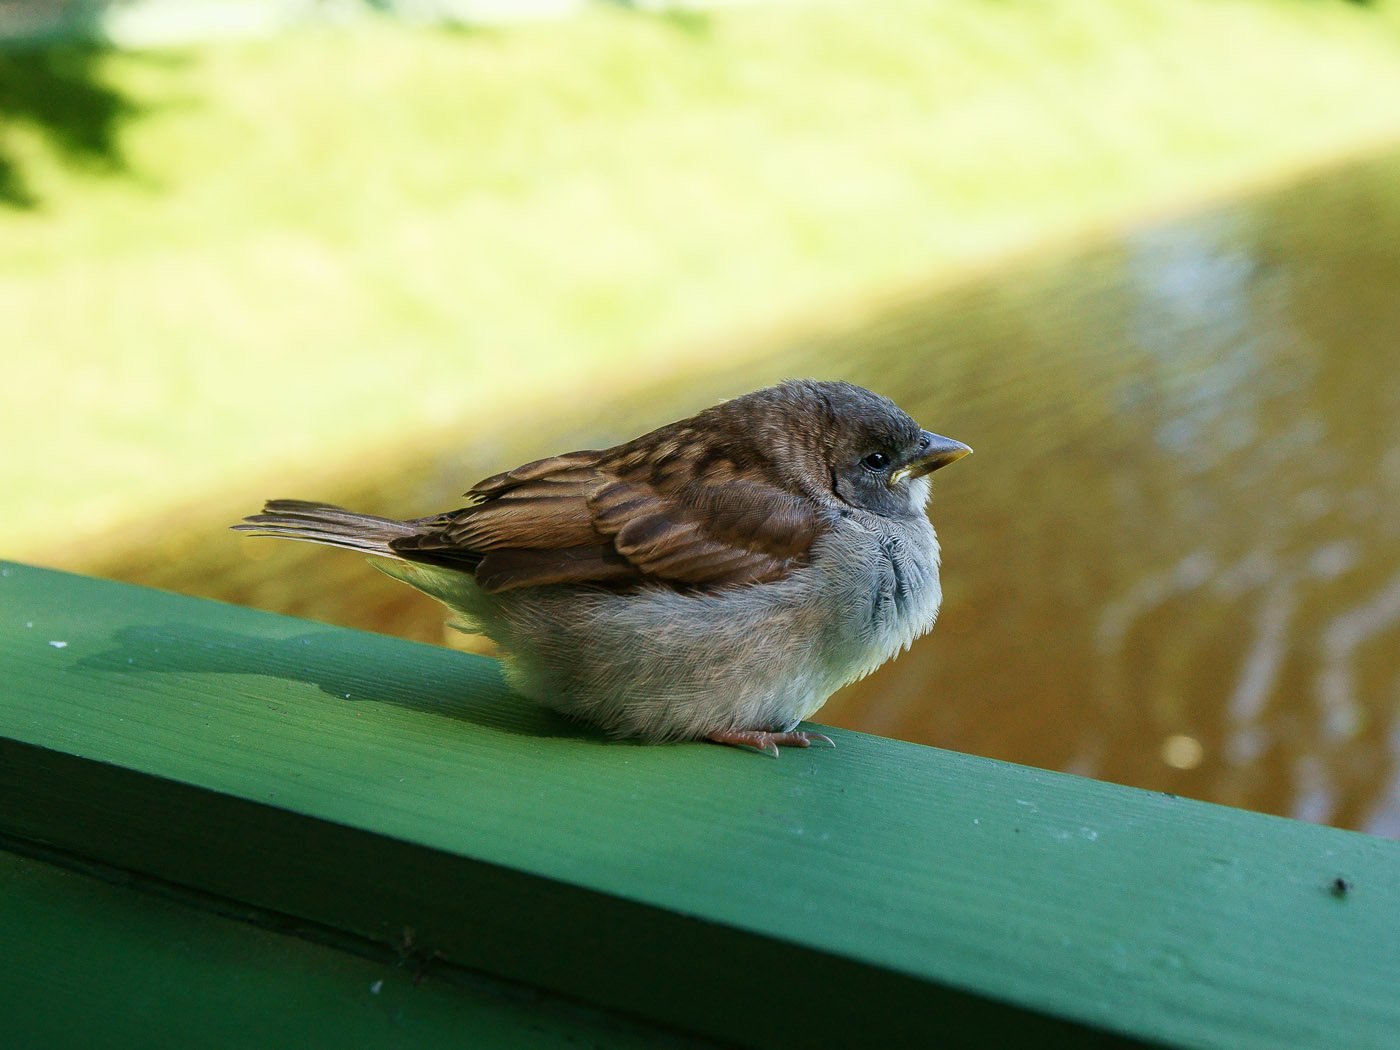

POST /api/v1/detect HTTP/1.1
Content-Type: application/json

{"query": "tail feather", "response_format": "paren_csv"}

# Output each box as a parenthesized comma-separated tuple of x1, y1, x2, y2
(233, 500, 418, 558)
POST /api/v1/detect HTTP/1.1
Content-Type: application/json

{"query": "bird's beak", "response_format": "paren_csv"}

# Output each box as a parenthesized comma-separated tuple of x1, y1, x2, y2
(889, 432, 973, 485)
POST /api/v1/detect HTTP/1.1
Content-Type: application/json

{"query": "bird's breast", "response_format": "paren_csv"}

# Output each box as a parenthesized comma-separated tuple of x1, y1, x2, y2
(807, 513, 943, 689)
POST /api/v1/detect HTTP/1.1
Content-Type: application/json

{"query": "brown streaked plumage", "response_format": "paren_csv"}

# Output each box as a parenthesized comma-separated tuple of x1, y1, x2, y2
(235, 380, 971, 756)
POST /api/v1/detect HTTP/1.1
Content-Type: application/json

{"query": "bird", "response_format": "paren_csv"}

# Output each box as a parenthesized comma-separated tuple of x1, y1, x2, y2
(234, 379, 971, 756)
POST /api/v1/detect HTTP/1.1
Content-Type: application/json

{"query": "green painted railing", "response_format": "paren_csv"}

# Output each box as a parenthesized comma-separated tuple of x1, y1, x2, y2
(2, 561, 1397, 1048)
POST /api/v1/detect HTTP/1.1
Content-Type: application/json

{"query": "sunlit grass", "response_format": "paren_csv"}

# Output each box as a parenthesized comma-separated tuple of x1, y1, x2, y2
(3, 0, 1400, 562)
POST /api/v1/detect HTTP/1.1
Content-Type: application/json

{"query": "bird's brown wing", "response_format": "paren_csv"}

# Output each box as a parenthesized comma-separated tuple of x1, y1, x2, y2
(390, 438, 828, 593)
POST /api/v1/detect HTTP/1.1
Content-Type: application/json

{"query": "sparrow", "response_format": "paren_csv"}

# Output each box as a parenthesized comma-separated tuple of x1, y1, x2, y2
(234, 380, 971, 756)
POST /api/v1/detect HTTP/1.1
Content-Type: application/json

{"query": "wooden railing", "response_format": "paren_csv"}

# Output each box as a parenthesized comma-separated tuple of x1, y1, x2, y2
(2, 561, 1396, 1048)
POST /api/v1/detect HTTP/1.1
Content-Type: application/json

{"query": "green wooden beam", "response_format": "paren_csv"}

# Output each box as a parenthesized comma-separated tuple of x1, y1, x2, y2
(0, 847, 707, 1050)
(2, 561, 1396, 1048)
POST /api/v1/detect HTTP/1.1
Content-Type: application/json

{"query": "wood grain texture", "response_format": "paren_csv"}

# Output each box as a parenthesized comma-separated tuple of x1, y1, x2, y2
(2, 561, 1397, 1048)
(0, 848, 705, 1050)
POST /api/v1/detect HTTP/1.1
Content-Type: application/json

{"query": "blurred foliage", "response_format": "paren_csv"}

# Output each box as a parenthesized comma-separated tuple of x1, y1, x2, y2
(0, 44, 136, 206)
(2, 0, 1400, 564)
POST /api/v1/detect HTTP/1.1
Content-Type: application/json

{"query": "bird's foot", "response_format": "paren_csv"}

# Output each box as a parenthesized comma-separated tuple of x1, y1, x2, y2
(705, 729, 836, 758)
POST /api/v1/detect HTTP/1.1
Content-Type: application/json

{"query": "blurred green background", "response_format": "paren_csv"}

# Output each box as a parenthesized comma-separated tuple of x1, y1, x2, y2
(4, 0, 1400, 833)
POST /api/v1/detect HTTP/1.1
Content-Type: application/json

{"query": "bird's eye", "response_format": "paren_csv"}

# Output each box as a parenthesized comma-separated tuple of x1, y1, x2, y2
(861, 451, 890, 471)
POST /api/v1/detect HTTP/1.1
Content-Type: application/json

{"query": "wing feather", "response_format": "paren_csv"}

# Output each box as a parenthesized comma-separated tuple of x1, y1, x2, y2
(388, 432, 828, 593)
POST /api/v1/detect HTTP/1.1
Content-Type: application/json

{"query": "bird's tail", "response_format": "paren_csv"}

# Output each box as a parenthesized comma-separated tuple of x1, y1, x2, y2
(232, 500, 418, 558)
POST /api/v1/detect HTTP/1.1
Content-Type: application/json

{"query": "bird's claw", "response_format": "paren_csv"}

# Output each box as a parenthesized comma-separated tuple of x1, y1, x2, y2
(705, 729, 837, 758)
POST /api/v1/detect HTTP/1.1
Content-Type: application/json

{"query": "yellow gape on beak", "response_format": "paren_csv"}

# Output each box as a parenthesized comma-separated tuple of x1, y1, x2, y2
(889, 432, 972, 486)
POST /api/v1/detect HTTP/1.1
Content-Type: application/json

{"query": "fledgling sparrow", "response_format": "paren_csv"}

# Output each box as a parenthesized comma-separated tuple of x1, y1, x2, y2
(234, 380, 971, 756)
